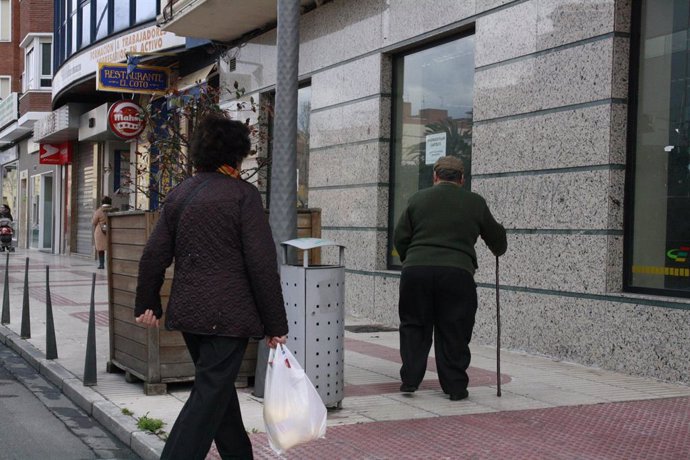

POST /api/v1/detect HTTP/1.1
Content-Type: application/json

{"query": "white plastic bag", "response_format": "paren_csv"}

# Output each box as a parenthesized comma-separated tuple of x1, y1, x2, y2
(263, 344, 327, 454)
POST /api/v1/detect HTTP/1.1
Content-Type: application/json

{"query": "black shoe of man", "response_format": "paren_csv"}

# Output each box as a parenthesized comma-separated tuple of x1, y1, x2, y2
(449, 389, 469, 401)
(400, 383, 417, 393)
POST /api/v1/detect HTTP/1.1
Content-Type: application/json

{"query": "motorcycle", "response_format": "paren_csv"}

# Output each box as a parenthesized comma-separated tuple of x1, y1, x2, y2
(0, 217, 14, 252)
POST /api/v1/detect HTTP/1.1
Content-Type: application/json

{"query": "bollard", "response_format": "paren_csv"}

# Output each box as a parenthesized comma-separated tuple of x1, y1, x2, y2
(1, 252, 9, 324)
(20, 257, 30, 339)
(83, 273, 97, 386)
(45, 266, 58, 360)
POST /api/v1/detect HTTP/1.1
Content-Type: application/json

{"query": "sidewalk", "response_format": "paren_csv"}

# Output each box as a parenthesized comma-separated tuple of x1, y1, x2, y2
(0, 249, 688, 459)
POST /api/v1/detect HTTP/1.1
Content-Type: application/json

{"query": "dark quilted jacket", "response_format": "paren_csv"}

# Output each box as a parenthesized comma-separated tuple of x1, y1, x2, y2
(134, 172, 288, 338)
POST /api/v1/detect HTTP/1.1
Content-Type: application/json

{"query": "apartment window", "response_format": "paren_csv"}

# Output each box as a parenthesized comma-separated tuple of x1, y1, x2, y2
(0, 0, 10, 41)
(388, 33, 475, 268)
(55, 0, 160, 69)
(25, 47, 35, 90)
(0, 76, 10, 99)
(23, 38, 52, 91)
(40, 43, 52, 87)
(263, 84, 312, 208)
(626, 0, 690, 297)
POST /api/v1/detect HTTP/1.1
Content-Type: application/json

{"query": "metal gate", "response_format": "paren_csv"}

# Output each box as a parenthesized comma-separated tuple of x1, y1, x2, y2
(74, 143, 95, 255)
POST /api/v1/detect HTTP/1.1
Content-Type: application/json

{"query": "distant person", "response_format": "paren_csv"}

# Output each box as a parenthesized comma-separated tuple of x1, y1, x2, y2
(134, 113, 288, 460)
(394, 156, 507, 401)
(91, 196, 112, 269)
(0, 204, 13, 221)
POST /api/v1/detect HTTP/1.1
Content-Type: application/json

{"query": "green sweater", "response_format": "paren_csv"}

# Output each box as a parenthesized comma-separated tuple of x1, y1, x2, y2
(394, 182, 507, 274)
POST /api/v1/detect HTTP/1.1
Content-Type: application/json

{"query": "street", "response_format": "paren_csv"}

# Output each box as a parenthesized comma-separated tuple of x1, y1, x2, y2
(0, 342, 139, 460)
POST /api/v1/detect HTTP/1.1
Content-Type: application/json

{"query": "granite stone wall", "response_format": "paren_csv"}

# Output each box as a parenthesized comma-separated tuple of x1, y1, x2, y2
(222, 0, 689, 384)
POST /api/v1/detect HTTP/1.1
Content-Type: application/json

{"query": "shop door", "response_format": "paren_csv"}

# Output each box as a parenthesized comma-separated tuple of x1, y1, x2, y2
(75, 146, 96, 255)
(29, 173, 53, 251)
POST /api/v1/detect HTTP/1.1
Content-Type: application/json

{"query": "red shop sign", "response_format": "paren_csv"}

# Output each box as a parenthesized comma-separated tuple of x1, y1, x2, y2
(108, 100, 146, 139)
(39, 142, 72, 165)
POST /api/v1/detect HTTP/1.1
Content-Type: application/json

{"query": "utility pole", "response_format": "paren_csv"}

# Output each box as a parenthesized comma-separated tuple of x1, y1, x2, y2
(255, 0, 300, 398)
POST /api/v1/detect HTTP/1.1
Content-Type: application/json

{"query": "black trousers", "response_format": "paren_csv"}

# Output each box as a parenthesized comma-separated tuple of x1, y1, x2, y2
(399, 266, 478, 395)
(161, 333, 252, 460)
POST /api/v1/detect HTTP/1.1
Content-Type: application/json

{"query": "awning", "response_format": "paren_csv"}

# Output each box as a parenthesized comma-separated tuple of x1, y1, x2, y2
(176, 63, 217, 92)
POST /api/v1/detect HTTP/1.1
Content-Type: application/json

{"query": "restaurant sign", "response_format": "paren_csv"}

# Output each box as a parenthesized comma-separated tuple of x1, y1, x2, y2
(97, 63, 169, 94)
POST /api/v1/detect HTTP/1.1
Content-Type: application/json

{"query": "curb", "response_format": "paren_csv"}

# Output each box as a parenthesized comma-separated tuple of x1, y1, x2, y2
(0, 324, 165, 459)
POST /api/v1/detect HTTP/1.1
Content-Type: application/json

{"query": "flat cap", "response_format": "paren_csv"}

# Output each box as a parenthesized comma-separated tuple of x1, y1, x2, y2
(433, 156, 464, 173)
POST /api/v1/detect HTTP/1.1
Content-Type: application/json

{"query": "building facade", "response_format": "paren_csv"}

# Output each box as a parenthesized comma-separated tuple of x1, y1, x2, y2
(162, 0, 689, 384)
(34, 0, 215, 256)
(0, 0, 59, 252)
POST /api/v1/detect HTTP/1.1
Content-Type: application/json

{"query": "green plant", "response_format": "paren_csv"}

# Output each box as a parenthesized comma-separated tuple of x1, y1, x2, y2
(128, 82, 270, 208)
(121, 408, 133, 416)
(136, 412, 165, 434)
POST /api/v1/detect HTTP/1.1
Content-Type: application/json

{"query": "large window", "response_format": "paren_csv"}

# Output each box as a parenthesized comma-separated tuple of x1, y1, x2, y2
(22, 37, 52, 91)
(627, 0, 690, 297)
(0, 0, 10, 41)
(54, 0, 160, 69)
(388, 33, 475, 268)
(263, 84, 312, 208)
(0, 76, 10, 99)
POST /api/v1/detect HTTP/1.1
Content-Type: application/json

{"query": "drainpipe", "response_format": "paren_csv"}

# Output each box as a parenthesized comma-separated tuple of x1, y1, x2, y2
(255, 0, 300, 398)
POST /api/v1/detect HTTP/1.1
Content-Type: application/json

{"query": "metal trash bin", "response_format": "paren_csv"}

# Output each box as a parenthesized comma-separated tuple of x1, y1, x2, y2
(280, 238, 345, 409)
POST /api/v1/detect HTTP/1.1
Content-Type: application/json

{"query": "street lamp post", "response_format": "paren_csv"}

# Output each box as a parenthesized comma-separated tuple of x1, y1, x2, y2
(254, 0, 300, 398)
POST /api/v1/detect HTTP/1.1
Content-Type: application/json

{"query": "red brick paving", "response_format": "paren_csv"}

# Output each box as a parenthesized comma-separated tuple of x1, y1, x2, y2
(213, 396, 689, 459)
(344, 337, 510, 397)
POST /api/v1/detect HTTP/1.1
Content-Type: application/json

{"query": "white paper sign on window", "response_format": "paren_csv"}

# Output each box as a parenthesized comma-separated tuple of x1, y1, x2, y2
(425, 132, 447, 165)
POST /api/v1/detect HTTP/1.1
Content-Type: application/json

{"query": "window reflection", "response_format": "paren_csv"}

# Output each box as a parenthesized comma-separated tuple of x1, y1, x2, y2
(389, 35, 475, 268)
(629, 0, 690, 295)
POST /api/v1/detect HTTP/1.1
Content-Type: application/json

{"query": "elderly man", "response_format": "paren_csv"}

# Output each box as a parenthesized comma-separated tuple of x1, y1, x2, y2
(394, 155, 507, 401)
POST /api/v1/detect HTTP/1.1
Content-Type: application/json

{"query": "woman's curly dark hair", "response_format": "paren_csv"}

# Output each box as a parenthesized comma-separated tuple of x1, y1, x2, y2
(190, 113, 251, 170)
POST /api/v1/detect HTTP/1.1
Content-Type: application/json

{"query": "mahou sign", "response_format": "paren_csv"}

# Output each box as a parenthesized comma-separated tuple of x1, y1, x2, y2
(108, 101, 145, 139)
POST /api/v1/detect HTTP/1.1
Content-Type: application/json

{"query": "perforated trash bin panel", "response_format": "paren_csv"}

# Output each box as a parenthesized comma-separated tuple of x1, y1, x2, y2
(280, 238, 345, 408)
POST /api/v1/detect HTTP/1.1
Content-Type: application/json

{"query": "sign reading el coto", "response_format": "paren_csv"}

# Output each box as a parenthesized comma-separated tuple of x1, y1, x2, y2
(97, 63, 169, 94)
(108, 101, 146, 140)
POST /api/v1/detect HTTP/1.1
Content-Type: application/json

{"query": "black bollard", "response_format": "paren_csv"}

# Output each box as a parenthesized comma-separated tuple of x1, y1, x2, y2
(20, 257, 30, 339)
(45, 266, 58, 360)
(83, 273, 97, 386)
(1, 252, 9, 324)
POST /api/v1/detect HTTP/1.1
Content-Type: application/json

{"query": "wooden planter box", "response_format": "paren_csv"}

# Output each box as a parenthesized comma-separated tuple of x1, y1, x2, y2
(106, 208, 321, 395)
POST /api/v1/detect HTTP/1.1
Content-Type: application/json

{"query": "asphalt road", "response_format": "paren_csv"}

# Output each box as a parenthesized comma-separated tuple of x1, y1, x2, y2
(0, 342, 139, 460)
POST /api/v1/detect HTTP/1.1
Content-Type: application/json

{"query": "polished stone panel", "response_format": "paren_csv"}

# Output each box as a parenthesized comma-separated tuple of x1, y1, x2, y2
(300, 0, 386, 74)
(533, 38, 614, 111)
(474, 58, 536, 121)
(321, 229, 378, 271)
(473, 169, 616, 230)
(309, 186, 388, 228)
(474, 289, 690, 383)
(475, 233, 611, 294)
(612, 36, 630, 99)
(310, 141, 388, 187)
(607, 169, 625, 231)
(614, 0, 632, 32)
(609, 103, 628, 165)
(310, 97, 391, 149)
(311, 54, 387, 110)
(475, 38, 615, 121)
(473, 104, 616, 174)
(606, 235, 623, 292)
(476, 0, 516, 14)
(386, 0, 475, 45)
(476, 1, 537, 68)
(536, 0, 616, 51)
(345, 272, 375, 319)
(372, 274, 401, 326)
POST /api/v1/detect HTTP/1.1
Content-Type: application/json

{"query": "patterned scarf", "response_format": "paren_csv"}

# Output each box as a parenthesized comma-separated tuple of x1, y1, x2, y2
(217, 163, 240, 179)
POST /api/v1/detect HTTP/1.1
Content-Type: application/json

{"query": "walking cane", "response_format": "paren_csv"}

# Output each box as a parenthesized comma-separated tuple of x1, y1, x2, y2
(496, 256, 501, 397)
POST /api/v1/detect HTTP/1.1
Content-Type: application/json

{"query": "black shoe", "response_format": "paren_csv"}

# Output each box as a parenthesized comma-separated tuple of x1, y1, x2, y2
(97, 265, 104, 269)
(400, 383, 417, 393)
(449, 389, 469, 401)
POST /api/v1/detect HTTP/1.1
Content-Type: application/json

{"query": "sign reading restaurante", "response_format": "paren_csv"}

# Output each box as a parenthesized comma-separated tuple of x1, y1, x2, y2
(96, 63, 170, 94)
